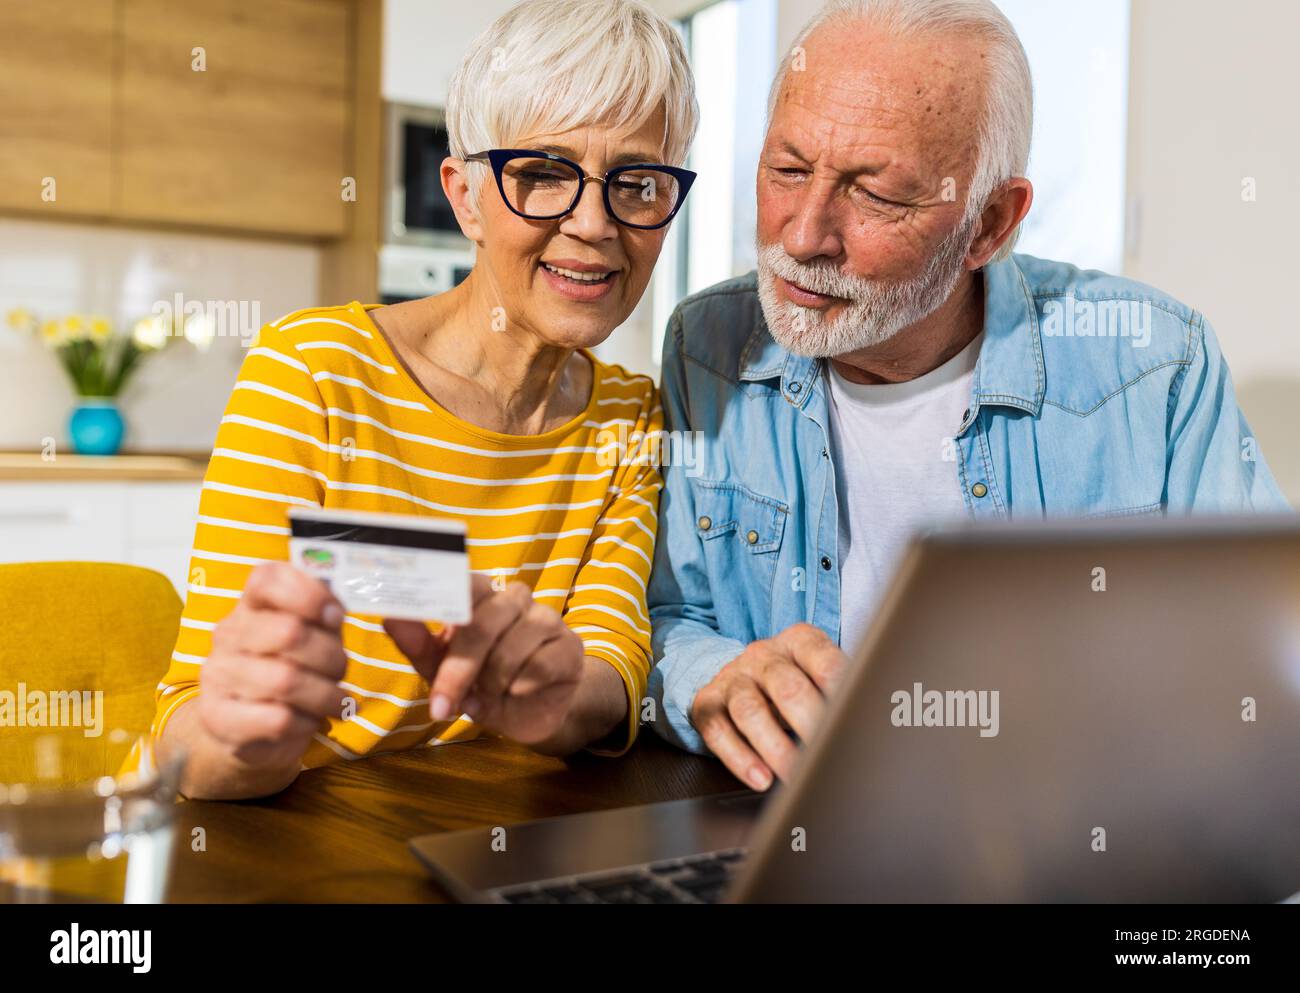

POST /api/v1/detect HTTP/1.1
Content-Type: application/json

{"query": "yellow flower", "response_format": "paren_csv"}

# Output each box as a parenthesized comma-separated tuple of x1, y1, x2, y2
(40, 320, 69, 346)
(63, 314, 91, 342)
(89, 316, 113, 342)
(6, 308, 36, 333)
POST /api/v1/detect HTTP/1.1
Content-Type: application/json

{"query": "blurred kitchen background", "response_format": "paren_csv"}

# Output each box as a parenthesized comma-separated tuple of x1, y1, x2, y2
(0, 0, 1297, 591)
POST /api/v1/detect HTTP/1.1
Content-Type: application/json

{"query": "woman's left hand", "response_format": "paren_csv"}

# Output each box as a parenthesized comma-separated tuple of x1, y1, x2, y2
(384, 576, 585, 745)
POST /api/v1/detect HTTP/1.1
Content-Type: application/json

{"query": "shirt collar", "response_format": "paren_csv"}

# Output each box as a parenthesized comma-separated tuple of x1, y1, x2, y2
(736, 255, 1045, 417)
(971, 254, 1045, 416)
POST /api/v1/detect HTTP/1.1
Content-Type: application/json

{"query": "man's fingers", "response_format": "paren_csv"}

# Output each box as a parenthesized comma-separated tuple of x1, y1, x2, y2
(779, 623, 849, 692)
(429, 583, 532, 718)
(726, 683, 800, 782)
(757, 660, 826, 743)
(241, 562, 343, 629)
(693, 689, 774, 791)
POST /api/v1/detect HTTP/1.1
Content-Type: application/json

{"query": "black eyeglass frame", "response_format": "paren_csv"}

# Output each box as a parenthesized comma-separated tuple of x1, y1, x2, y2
(464, 148, 697, 230)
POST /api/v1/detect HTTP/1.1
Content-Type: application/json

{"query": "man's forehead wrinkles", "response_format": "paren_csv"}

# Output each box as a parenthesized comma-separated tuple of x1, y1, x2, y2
(779, 87, 908, 137)
(778, 103, 917, 164)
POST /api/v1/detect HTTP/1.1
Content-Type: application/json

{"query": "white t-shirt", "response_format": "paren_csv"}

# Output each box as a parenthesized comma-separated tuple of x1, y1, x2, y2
(827, 333, 983, 656)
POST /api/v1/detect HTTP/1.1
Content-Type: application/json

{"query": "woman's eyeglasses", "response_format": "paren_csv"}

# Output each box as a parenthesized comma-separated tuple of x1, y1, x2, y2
(464, 149, 696, 230)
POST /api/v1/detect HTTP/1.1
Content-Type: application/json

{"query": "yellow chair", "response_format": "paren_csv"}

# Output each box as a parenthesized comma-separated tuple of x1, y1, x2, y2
(0, 562, 181, 786)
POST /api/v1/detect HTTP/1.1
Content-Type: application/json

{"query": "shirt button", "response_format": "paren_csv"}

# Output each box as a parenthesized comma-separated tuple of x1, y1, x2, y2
(820, 556, 832, 571)
(745, 529, 760, 545)
(789, 382, 802, 394)
(698, 516, 712, 531)
(971, 483, 989, 499)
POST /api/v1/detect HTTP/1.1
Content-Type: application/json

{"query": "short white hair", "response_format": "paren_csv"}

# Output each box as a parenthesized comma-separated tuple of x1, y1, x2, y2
(769, 0, 1034, 262)
(447, 0, 699, 210)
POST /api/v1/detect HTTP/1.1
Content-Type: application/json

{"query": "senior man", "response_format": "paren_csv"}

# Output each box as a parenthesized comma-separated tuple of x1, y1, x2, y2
(647, 0, 1290, 790)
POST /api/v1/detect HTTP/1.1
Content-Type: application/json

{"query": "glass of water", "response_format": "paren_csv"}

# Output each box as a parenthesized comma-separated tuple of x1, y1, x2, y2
(0, 731, 186, 904)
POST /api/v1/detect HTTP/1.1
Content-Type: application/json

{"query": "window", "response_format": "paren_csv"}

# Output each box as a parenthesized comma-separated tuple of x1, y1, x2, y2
(995, 0, 1131, 274)
(650, 0, 778, 368)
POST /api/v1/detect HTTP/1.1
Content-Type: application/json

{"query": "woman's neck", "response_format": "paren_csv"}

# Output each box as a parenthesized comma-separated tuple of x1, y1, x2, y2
(379, 271, 592, 435)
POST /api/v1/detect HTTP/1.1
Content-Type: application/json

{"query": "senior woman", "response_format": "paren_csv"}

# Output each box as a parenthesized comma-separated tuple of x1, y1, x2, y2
(132, 0, 699, 800)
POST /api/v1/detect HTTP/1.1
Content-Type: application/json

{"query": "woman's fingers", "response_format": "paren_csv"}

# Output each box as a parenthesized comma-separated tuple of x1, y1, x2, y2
(498, 628, 582, 699)
(240, 561, 343, 629)
(475, 637, 584, 744)
(206, 652, 348, 721)
(473, 602, 559, 705)
(217, 607, 347, 680)
(198, 562, 350, 769)
(383, 618, 454, 684)
(428, 582, 532, 718)
(198, 691, 318, 753)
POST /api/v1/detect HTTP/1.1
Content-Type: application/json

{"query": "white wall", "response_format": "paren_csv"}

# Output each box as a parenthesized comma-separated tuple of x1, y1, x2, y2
(1125, 0, 1300, 504)
(383, 0, 520, 105)
(0, 218, 319, 453)
(383, 0, 712, 107)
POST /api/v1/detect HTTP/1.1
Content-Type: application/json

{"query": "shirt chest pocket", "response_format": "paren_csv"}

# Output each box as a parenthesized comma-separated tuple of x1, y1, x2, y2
(690, 480, 788, 620)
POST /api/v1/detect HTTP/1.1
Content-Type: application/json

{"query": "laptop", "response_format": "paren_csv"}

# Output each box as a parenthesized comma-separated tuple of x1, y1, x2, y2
(409, 515, 1300, 903)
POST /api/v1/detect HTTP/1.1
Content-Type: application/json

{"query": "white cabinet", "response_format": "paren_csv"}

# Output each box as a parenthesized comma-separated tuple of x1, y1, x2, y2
(0, 481, 200, 595)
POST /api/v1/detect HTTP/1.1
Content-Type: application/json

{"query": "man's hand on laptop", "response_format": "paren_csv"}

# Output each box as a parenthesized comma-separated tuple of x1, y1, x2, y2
(690, 623, 848, 790)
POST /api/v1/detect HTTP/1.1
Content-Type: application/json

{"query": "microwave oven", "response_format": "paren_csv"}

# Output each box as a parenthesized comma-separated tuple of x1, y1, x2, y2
(385, 101, 475, 251)
(382, 101, 475, 302)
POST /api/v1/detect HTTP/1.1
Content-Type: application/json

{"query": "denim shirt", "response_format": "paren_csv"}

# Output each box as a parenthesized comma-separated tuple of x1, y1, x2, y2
(647, 253, 1291, 754)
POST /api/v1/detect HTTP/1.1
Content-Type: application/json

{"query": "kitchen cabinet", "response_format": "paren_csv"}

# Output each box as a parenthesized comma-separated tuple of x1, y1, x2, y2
(117, 0, 351, 237)
(0, 0, 352, 238)
(0, 481, 202, 596)
(0, 0, 115, 216)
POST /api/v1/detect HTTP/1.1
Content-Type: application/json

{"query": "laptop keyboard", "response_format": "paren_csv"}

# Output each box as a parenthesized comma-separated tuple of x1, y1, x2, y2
(494, 848, 747, 904)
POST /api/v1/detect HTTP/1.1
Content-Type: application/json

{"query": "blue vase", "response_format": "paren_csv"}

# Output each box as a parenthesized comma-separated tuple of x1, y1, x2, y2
(69, 399, 125, 456)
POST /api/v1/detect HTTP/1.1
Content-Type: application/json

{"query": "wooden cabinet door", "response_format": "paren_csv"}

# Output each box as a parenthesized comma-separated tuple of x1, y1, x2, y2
(0, 0, 114, 216)
(116, 0, 350, 237)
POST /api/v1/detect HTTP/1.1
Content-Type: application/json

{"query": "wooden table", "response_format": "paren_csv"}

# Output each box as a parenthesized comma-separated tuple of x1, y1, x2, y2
(166, 734, 739, 903)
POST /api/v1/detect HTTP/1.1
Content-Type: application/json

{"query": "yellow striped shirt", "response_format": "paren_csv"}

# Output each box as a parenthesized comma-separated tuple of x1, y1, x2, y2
(132, 301, 662, 773)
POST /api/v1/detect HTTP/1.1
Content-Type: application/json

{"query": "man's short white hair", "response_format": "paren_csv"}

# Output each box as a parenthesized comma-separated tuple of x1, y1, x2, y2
(448, 0, 699, 211)
(769, 0, 1034, 262)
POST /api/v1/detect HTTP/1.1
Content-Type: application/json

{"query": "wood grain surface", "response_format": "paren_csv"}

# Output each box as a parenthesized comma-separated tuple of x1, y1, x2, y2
(167, 733, 739, 903)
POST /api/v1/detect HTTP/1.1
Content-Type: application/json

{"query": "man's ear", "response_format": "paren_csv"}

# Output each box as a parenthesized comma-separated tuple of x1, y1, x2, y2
(442, 157, 487, 244)
(966, 177, 1034, 268)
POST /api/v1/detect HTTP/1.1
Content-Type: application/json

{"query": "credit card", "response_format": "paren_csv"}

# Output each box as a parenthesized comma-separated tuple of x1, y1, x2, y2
(288, 507, 470, 623)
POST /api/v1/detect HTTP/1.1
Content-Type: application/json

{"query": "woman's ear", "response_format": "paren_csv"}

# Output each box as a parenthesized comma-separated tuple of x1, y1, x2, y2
(442, 157, 487, 244)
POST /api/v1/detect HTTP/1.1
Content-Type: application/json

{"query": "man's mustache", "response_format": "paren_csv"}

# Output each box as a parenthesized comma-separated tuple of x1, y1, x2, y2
(757, 244, 873, 302)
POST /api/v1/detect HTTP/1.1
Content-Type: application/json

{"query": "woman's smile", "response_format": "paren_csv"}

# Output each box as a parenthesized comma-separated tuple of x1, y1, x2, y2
(538, 257, 621, 302)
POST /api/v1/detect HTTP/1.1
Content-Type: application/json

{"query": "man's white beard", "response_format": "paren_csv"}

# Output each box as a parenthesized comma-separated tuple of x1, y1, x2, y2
(756, 217, 977, 359)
